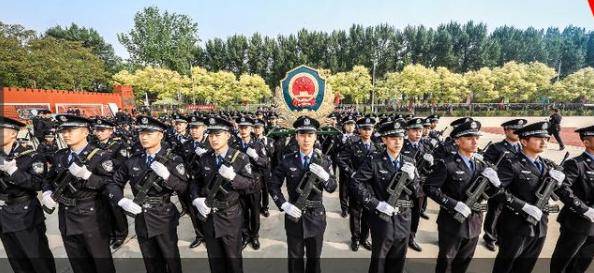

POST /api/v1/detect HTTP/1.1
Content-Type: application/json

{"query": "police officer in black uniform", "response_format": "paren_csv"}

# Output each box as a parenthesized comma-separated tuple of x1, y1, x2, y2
(269, 116, 337, 273)
(91, 118, 130, 249)
(253, 118, 275, 217)
(108, 115, 188, 273)
(0, 116, 56, 273)
(232, 116, 268, 250)
(351, 120, 420, 273)
(492, 121, 566, 273)
(334, 115, 360, 217)
(425, 120, 502, 273)
(481, 118, 526, 251)
(190, 116, 255, 273)
(432, 117, 474, 160)
(36, 128, 59, 164)
(178, 115, 209, 249)
(550, 125, 594, 273)
(337, 116, 377, 252)
(41, 114, 116, 273)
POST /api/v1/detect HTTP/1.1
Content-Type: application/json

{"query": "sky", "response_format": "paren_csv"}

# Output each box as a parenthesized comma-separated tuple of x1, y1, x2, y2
(1, 0, 592, 59)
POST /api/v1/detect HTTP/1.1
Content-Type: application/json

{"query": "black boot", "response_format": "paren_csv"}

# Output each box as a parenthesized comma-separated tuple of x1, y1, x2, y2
(189, 237, 203, 249)
(350, 240, 360, 251)
(408, 234, 422, 252)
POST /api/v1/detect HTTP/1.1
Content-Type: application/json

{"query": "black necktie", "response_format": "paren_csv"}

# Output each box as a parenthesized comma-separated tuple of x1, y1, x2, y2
(146, 155, 155, 167)
(303, 156, 310, 168)
(216, 155, 224, 168)
(393, 159, 400, 170)
(364, 144, 370, 151)
(469, 160, 475, 173)
(535, 160, 543, 175)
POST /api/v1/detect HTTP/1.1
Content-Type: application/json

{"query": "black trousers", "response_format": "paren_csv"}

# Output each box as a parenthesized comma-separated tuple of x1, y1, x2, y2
(204, 231, 243, 273)
(240, 192, 261, 240)
(179, 191, 205, 240)
(492, 234, 545, 273)
(0, 225, 56, 273)
(287, 233, 324, 273)
(410, 197, 425, 234)
(261, 170, 271, 210)
(369, 236, 408, 273)
(436, 231, 479, 273)
(102, 194, 128, 241)
(551, 227, 594, 273)
(339, 171, 349, 213)
(62, 230, 115, 273)
(137, 230, 182, 273)
(483, 199, 502, 244)
(349, 199, 370, 242)
(551, 130, 565, 148)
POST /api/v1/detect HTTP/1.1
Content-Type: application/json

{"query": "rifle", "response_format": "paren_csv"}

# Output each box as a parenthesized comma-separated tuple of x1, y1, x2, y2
(526, 151, 570, 225)
(197, 151, 241, 222)
(379, 162, 415, 222)
(453, 151, 508, 223)
(288, 149, 330, 223)
(128, 152, 173, 214)
(478, 141, 493, 155)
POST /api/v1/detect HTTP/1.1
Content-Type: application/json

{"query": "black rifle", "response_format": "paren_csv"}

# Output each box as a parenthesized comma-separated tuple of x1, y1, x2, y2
(478, 141, 493, 155)
(379, 162, 415, 222)
(130, 153, 173, 208)
(526, 151, 570, 225)
(288, 149, 329, 223)
(453, 151, 508, 223)
(197, 151, 240, 222)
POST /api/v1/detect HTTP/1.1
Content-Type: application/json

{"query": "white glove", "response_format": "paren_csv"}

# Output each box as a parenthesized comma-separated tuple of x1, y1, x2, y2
(401, 162, 416, 180)
(281, 202, 302, 219)
(583, 207, 594, 223)
(454, 202, 472, 218)
(522, 203, 543, 222)
(0, 159, 18, 175)
(118, 198, 142, 215)
(246, 148, 259, 160)
(218, 164, 236, 181)
(473, 153, 484, 161)
(309, 163, 330, 182)
(68, 162, 92, 180)
(192, 197, 211, 218)
(41, 191, 56, 209)
(430, 138, 438, 147)
(342, 135, 348, 143)
(549, 169, 565, 186)
(195, 147, 208, 156)
(481, 167, 501, 188)
(376, 201, 397, 216)
(150, 161, 170, 180)
(423, 153, 434, 166)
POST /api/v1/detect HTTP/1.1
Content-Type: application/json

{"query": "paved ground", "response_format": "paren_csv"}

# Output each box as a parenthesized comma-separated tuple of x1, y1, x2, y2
(3, 118, 594, 272)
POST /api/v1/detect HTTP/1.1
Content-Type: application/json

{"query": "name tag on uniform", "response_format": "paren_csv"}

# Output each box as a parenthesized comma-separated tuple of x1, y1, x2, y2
(455, 171, 465, 175)
(521, 170, 531, 174)
(290, 167, 297, 172)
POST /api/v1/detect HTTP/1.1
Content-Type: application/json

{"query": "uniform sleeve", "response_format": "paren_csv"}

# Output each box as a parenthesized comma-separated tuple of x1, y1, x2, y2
(84, 152, 115, 190)
(189, 157, 205, 201)
(482, 144, 499, 164)
(251, 143, 269, 169)
(229, 154, 254, 191)
(336, 143, 354, 177)
(424, 159, 458, 211)
(321, 157, 337, 193)
(163, 155, 188, 194)
(556, 158, 589, 214)
(269, 159, 288, 209)
(106, 160, 129, 203)
(8, 154, 43, 191)
(352, 159, 380, 211)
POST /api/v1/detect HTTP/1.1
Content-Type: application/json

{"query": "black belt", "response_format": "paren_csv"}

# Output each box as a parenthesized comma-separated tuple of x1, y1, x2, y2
(142, 195, 171, 207)
(209, 198, 240, 212)
(57, 194, 98, 207)
(0, 194, 34, 205)
(303, 200, 323, 209)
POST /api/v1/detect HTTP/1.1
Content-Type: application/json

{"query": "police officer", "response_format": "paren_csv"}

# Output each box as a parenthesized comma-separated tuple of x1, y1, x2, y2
(166, 114, 190, 151)
(91, 117, 130, 249)
(36, 128, 59, 164)
(337, 116, 377, 252)
(549, 108, 565, 150)
(233, 116, 268, 250)
(41, 114, 116, 273)
(190, 116, 255, 273)
(351, 120, 419, 273)
(481, 118, 526, 251)
(492, 121, 566, 273)
(0, 116, 56, 273)
(179, 115, 209, 249)
(269, 116, 337, 273)
(432, 117, 474, 160)
(425, 120, 501, 273)
(335, 115, 360, 217)
(402, 117, 434, 252)
(253, 118, 275, 217)
(550, 125, 594, 273)
(108, 115, 188, 273)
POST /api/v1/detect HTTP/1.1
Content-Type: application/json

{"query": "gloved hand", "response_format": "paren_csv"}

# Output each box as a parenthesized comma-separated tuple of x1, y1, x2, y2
(281, 202, 302, 219)
(430, 138, 438, 147)
(0, 159, 18, 175)
(473, 153, 484, 161)
(195, 147, 208, 156)
(150, 161, 170, 180)
(218, 164, 236, 181)
(192, 197, 211, 218)
(41, 191, 56, 210)
(401, 162, 416, 180)
(583, 207, 594, 223)
(309, 163, 330, 182)
(522, 203, 543, 222)
(68, 162, 92, 180)
(549, 169, 565, 186)
(454, 201, 471, 218)
(376, 201, 397, 216)
(423, 154, 434, 166)
(481, 167, 501, 187)
(246, 148, 259, 160)
(118, 198, 142, 215)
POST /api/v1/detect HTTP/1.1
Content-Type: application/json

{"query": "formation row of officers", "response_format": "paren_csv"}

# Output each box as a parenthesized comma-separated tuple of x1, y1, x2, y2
(0, 110, 593, 273)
